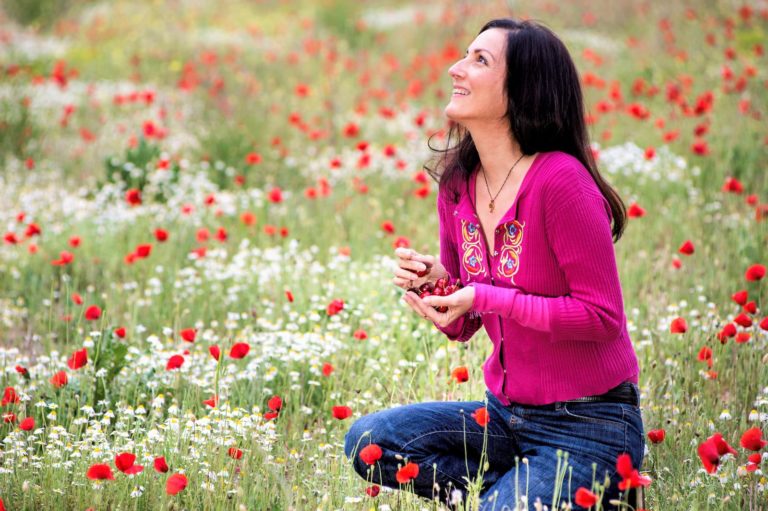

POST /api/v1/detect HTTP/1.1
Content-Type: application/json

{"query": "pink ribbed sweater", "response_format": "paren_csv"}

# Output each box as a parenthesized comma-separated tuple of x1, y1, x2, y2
(436, 151, 639, 406)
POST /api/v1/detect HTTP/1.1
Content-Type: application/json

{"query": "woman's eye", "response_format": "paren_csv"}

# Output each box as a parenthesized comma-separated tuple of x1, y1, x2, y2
(477, 55, 487, 64)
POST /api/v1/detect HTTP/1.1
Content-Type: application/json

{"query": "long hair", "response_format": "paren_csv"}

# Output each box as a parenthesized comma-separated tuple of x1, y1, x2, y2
(427, 18, 627, 242)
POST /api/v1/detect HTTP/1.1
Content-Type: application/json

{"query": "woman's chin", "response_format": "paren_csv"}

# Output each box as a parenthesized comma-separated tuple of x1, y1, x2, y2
(444, 104, 464, 122)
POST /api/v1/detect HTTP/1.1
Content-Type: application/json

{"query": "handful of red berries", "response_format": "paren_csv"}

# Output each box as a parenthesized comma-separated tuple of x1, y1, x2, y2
(408, 277, 463, 313)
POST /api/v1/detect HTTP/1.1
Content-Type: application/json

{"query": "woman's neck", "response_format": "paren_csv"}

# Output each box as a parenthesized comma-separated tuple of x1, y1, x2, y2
(467, 121, 525, 186)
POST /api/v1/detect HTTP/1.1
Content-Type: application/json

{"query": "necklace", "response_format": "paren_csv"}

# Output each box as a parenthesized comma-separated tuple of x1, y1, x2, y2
(480, 154, 525, 213)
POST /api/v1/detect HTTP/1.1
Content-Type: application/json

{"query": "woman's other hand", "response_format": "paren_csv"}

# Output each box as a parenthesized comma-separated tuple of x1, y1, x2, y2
(403, 286, 475, 327)
(392, 247, 448, 290)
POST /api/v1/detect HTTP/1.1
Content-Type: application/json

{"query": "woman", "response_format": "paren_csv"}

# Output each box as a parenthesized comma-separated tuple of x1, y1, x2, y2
(344, 19, 644, 510)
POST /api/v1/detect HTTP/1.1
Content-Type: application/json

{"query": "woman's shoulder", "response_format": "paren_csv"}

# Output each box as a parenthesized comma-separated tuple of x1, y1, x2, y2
(536, 151, 602, 202)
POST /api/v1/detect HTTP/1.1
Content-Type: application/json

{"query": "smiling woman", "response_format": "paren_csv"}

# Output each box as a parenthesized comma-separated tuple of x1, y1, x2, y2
(344, 18, 645, 510)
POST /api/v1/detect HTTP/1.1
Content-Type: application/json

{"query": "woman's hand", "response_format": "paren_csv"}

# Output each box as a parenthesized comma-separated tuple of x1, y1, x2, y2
(392, 247, 448, 290)
(402, 286, 475, 327)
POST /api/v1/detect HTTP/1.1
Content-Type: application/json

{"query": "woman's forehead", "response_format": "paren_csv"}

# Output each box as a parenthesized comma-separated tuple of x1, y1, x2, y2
(468, 28, 507, 54)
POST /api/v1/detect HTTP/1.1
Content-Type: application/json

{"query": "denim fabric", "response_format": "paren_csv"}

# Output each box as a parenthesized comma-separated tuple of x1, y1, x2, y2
(344, 388, 645, 510)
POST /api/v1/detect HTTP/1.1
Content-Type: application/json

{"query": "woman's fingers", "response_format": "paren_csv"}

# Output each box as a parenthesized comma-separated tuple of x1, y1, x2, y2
(398, 259, 429, 275)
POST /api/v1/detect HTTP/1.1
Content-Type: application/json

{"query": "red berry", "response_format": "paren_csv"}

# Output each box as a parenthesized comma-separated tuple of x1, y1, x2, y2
(436, 306, 448, 313)
(415, 261, 433, 278)
(419, 291, 431, 299)
(419, 282, 433, 294)
(435, 277, 448, 289)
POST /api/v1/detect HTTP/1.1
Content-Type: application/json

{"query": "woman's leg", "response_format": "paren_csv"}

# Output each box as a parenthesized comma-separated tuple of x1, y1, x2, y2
(478, 401, 645, 510)
(344, 399, 520, 505)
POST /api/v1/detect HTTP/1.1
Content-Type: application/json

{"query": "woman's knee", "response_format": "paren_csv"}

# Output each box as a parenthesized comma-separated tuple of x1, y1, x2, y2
(344, 413, 379, 461)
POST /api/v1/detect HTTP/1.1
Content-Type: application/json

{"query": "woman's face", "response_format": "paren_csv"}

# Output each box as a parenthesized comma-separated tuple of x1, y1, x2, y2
(445, 28, 508, 125)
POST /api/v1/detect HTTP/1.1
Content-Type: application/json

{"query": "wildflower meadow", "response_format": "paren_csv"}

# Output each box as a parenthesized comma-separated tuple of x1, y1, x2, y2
(0, 0, 766, 509)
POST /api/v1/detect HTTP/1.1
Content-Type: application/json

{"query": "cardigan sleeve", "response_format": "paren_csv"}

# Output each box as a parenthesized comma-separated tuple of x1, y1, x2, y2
(470, 172, 626, 344)
(434, 191, 483, 342)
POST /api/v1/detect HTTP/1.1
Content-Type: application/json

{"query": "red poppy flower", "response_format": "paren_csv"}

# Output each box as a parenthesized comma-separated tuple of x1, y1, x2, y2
(721, 177, 744, 194)
(322, 362, 334, 376)
(125, 189, 142, 206)
(743, 301, 757, 314)
(332, 405, 353, 420)
(2, 386, 20, 406)
(51, 251, 74, 266)
(86, 463, 115, 480)
(50, 371, 68, 388)
(745, 264, 766, 281)
(359, 444, 383, 465)
(670, 317, 687, 334)
(268, 187, 283, 203)
(228, 447, 243, 459)
(241, 212, 257, 226)
(2, 412, 16, 423)
(19, 416, 35, 431)
(697, 346, 713, 367)
(717, 323, 738, 343)
(68, 235, 81, 247)
(268, 396, 283, 411)
(25, 222, 41, 237)
(180, 328, 196, 342)
(396, 462, 419, 484)
(115, 452, 144, 474)
(209, 345, 221, 361)
(698, 438, 721, 473)
(166, 355, 184, 370)
(166, 473, 188, 495)
(740, 427, 767, 451)
(678, 240, 695, 255)
(154, 456, 169, 473)
(327, 299, 345, 316)
(647, 429, 666, 444)
(135, 244, 152, 258)
(760, 317, 768, 331)
(627, 203, 646, 218)
(15, 365, 28, 377)
(616, 453, 651, 489)
(451, 366, 469, 383)
(731, 290, 748, 305)
(203, 394, 219, 408)
(472, 407, 490, 427)
(733, 313, 752, 328)
(365, 485, 380, 497)
(353, 329, 367, 340)
(154, 228, 168, 242)
(229, 342, 250, 359)
(114, 327, 126, 338)
(381, 221, 395, 234)
(84, 305, 102, 321)
(246, 152, 262, 165)
(574, 487, 598, 507)
(264, 411, 279, 420)
(67, 348, 88, 370)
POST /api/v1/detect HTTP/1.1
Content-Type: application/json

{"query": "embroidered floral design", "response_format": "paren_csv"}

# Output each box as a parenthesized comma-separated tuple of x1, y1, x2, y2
(498, 220, 524, 282)
(460, 220, 486, 276)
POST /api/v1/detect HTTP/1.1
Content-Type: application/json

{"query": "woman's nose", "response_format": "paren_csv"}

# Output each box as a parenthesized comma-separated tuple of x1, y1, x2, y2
(448, 59, 465, 79)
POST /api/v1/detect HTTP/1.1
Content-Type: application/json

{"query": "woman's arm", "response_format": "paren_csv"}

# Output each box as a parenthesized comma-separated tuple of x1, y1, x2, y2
(434, 192, 483, 342)
(470, 189, 625, 343)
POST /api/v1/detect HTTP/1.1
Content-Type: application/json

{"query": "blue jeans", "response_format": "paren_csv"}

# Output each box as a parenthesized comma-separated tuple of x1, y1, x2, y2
(344, 388, 645, 510)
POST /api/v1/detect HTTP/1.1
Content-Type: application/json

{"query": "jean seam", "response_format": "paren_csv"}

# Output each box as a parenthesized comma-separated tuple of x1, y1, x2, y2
(400, 429, 511, 452)
(561, 403, 626, 428)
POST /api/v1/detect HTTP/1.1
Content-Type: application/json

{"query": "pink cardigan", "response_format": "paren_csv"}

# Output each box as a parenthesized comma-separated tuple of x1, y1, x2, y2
(435, 151, 639, 406)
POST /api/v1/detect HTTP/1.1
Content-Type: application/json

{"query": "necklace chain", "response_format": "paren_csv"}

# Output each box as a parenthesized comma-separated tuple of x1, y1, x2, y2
(480, 154, 525, 213)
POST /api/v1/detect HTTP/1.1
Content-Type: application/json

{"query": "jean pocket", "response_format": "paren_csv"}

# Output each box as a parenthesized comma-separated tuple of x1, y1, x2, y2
(562, 402, 627, 428)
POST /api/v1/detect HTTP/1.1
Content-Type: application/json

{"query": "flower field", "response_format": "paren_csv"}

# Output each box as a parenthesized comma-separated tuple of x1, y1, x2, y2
(0, 0, 766, 509)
